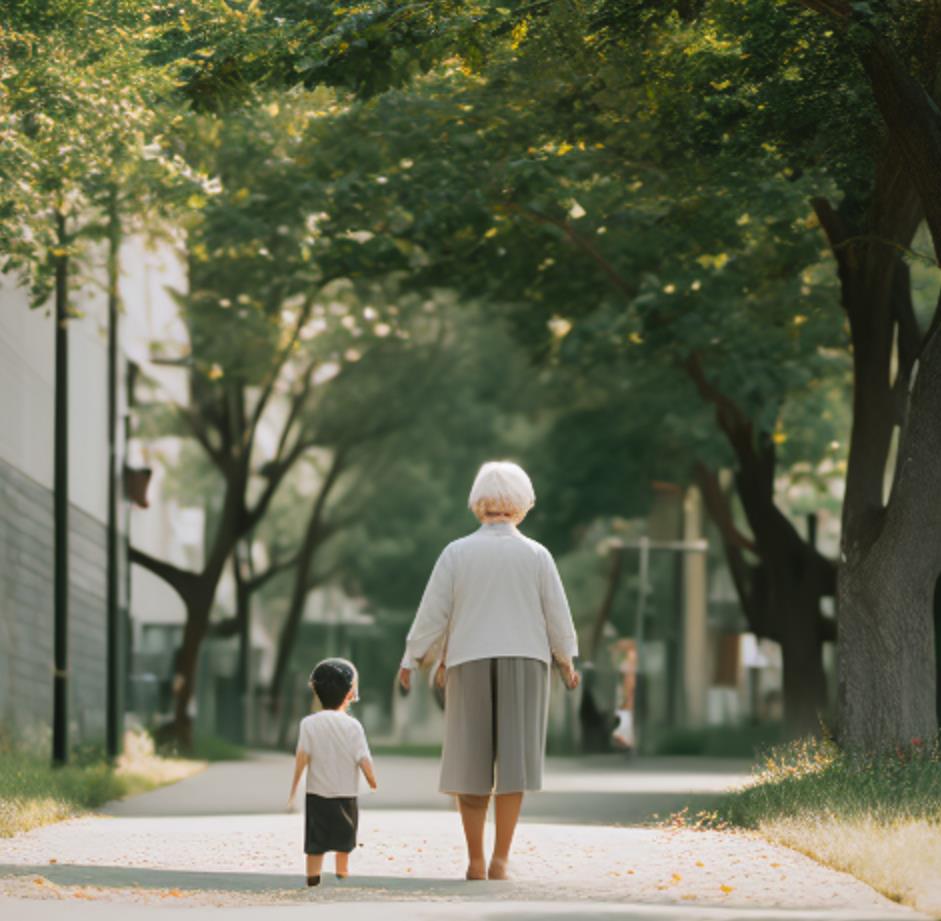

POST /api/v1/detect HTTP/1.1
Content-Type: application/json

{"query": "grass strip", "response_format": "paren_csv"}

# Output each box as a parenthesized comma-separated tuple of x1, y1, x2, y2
(701, 737, 941, 917)
(0, 731, 204, 837)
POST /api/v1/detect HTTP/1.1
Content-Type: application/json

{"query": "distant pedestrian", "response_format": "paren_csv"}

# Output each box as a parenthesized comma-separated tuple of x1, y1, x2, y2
(611, 638, 637, 751)
(399, 460, 580, 881)
(288, 658, 378, 887)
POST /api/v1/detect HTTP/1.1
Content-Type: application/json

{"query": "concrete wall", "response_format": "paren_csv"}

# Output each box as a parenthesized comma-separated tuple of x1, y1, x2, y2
(0, 456, 108, 748)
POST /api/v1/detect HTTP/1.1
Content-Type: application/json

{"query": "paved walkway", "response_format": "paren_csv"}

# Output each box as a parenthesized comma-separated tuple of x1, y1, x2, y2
(0, 753, 925, 920)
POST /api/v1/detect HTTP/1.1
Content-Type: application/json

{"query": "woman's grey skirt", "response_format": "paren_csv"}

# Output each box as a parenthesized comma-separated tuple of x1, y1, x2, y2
(439, 656, 549, 796)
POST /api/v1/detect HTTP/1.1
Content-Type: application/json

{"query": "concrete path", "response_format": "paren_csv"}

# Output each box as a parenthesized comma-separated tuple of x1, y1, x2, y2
(0, 753, 925, 920)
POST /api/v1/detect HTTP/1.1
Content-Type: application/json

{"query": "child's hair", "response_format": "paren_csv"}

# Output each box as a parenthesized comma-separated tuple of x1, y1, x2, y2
(309, 657, 359, 710)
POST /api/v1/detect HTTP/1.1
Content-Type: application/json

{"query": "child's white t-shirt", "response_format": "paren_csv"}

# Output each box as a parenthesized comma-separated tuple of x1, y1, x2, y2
(296, 710, 371, 798)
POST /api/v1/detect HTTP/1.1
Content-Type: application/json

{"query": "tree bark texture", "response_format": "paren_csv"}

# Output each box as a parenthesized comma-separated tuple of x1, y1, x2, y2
(798, 0, 941, 753)
(688, 366, 837, 738)
(838, 321, 941, 749)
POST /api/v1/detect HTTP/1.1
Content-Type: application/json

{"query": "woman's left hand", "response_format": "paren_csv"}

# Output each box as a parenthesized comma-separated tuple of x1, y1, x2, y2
(434, 664, 447, 689)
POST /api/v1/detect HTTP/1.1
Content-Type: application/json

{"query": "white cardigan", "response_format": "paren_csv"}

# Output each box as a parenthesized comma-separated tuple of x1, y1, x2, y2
(400, 522, 579, 670)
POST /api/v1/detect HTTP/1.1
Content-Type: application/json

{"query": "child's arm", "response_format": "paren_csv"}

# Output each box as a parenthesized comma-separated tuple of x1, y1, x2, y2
(359, 757, 378, 791)
(288, 750, 309, 810)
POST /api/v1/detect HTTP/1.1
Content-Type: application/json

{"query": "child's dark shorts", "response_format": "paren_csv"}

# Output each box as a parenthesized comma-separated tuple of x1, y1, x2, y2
(305, 793, 358, 854)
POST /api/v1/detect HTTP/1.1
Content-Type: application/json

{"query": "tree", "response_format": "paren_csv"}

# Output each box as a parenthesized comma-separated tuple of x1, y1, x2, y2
(288, 0, 940, 747)
(129, 95, 469, 745)
(272, 31, 849, 734)
(778, 0, 941, 749)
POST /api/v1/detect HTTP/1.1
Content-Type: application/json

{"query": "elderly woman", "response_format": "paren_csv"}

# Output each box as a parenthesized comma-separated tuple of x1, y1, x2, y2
(398, 461, 579, 881)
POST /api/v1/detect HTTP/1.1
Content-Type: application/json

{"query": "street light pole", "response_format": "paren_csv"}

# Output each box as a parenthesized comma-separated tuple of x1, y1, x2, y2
(52, 209, 70, 767)
(105, 185, 123, 761)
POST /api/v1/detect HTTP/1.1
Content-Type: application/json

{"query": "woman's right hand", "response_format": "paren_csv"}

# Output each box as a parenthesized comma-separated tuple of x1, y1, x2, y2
(398, 667, 411, 691)
(557, 659, 580, 690)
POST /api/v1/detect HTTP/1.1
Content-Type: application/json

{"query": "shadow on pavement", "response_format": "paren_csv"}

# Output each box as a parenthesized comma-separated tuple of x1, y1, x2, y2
(0, 863, 473, 894)
(103, 752, 738, 824)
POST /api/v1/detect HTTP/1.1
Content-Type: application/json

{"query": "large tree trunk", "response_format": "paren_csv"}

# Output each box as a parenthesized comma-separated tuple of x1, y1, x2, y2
(702, 485, 833, 737)
(837, 324, 941, 749)
(170, 602, 210, 751)
(798, 0, 941, 753)
(690, 380, 836, 738)
(269, 451, 347, 731)
(132, 458, 248, 749)
(738, 509, 833, 737)
(812, 157, 929, 749)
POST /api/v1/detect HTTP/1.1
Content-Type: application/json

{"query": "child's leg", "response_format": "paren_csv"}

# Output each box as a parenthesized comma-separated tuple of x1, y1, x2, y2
(306, 853, 324, 886)
(489, 792, 523, 879)
(335, 851, 350, 878)
(458, 793, 490, 879)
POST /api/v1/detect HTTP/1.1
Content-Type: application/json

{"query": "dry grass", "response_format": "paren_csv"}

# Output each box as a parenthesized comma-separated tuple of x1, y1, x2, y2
(761, 816, 941, 917)
(705, 736, 941, 917)
(0, 731, 204, 838)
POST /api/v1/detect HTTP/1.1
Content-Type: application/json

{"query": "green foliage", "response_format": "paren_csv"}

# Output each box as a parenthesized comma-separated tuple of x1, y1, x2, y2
(1, 0, 183, 306)
(0, 750, 155, 837)
(162, 734, 245, 763)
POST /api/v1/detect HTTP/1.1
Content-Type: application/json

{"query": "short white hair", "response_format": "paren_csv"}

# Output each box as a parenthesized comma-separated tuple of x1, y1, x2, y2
(468, 461, 535, 515)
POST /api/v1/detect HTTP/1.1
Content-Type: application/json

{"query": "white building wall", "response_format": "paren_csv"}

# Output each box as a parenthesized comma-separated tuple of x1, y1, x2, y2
(0, 262, 112, 746)
(0, 235, 193, 747)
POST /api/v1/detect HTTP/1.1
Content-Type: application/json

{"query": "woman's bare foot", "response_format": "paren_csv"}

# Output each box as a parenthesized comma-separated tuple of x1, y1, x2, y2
(466, 858, 487, 880)
(488, 857, 510, 880)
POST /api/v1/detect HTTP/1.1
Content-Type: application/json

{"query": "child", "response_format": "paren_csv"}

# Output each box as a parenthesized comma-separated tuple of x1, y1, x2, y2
(288, 657, 378, 887)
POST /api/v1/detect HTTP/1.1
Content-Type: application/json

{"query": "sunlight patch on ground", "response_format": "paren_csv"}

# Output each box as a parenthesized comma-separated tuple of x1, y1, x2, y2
(761, 816, 941, 918)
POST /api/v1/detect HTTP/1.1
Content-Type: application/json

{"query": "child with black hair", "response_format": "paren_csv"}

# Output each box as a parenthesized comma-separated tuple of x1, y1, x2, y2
(288, 658, 378, 887)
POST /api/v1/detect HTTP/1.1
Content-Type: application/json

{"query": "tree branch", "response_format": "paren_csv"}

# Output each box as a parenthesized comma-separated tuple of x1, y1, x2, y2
(892, 259, 920, 388)
(692, 462, 757, 554)
(176, 403, 225, 469)
(858, 33, 941, 260)
(246, 295, 315, 446)
(683, 352, 753, 450)
(246, 551, 300, 592)
(307, 560, 344, 591)
(792, 0, 851, 19)
(129, 545, 200, 603)
(500, 202, 636, 300)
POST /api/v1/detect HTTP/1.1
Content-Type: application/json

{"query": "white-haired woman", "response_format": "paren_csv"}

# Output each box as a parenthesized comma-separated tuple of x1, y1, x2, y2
(398, 461, 579, 881)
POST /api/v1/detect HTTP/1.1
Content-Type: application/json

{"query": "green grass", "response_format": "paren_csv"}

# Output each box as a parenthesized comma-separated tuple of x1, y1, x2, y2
(711, 736, 941, 828)
(155, 734, 246, 763)
(680, 737, 941, 916)
(189, 735, 246, 762)
(650, 722, 785, 759)
(0, 731, 205, 837)
(371, 743, 442, 758)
